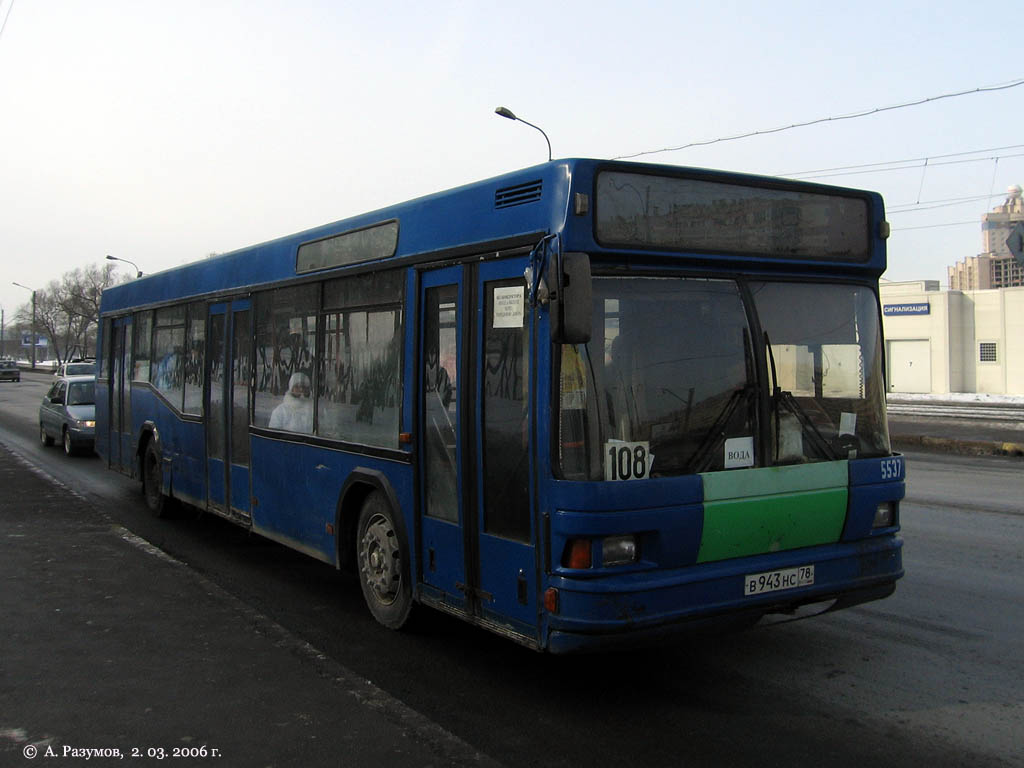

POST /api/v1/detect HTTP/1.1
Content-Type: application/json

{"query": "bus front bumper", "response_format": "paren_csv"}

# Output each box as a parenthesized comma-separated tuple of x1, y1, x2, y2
(543, 534, 902, 654)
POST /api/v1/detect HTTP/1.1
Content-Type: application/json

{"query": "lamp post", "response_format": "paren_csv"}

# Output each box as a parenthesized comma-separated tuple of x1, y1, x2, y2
(494, 106, 553, 162)
(106, 254, 143, 278)
(12, 281, 37, 370)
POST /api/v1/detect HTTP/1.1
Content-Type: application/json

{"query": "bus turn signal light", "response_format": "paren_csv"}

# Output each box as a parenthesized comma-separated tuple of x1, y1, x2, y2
(544, 587, 559, 614)
(562, 539, 592, 569)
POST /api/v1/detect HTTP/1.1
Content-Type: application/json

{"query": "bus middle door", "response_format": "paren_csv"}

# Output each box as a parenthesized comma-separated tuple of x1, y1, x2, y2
(419, 268, 468, 612)
(108, 315, 133, 474)
(206, 299, 253, 523)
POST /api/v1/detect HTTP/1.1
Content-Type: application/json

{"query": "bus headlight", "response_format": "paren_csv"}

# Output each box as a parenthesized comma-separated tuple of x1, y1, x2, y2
(602, 535, 638, 566)
(873, 502, 895, 528)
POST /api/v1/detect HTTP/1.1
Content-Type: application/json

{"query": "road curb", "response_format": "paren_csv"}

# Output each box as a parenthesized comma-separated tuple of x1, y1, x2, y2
(892, 435, 1024, 457)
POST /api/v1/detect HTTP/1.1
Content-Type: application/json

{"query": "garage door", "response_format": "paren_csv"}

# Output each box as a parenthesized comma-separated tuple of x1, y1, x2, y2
(887, 339, 931, 394)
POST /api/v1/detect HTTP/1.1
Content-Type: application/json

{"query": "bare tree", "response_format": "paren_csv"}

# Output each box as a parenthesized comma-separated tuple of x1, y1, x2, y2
(13, 262, 125, 364)
(59, 263, 121, 358)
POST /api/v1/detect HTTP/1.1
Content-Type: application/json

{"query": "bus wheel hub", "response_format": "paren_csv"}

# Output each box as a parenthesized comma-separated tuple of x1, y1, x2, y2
(361, 515, 399, 602)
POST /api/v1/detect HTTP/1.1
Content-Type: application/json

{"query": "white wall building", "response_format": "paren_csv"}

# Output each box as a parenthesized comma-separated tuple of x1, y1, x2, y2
(880, 281, 1024, 395)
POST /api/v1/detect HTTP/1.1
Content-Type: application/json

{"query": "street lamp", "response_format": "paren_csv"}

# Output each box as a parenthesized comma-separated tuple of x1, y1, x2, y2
(494, 106, 553, 162)
(106, 254, 142, 278)
(12, 281, 38, 370)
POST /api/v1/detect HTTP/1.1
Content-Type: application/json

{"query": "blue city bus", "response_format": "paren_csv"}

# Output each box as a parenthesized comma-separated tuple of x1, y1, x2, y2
(96, 158, 904, 652)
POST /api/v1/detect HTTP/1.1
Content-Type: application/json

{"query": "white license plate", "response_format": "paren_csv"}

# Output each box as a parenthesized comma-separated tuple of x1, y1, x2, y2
(744, 565, 814, 596)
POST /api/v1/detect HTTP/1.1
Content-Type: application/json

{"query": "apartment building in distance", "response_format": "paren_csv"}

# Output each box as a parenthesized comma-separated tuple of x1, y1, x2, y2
(947, 185, 1024, 290)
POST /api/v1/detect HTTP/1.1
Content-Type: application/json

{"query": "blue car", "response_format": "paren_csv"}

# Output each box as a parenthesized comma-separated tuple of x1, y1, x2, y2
(40, 375, 96, 456)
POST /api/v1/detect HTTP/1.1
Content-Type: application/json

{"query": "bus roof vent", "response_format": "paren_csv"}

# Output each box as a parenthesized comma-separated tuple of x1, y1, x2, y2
(495, 179, 542, 209)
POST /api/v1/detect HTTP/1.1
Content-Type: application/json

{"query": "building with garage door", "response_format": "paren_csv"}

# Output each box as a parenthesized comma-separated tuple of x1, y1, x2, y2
(880, 280, 1024, 395)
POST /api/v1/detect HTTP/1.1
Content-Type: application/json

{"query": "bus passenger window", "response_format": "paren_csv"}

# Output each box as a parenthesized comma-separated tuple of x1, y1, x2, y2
(182, 302, 205, 416)
(152, 305, 186, 409)
(132, 311, 152, 382)
(253, 285, 318, 434)
(318, 271, 403, 448)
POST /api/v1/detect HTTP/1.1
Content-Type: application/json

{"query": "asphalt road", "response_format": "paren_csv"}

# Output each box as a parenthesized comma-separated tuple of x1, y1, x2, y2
(1, 372, 1022, 768)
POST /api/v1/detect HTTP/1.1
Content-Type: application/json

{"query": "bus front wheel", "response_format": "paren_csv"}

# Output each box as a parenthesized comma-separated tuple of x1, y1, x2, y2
(142, 442, 168, 518)
(356, 490, 412, 630)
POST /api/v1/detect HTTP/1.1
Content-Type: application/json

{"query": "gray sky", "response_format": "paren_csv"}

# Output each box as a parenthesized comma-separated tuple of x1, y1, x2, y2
(2, 0, 1023, 327)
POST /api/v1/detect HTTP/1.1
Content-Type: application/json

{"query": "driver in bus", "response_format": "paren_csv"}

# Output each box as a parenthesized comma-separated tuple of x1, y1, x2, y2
(269, 372, 313, 433)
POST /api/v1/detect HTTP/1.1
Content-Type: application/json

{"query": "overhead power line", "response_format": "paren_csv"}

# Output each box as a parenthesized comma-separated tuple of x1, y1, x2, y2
(891, 220, 977, 232)
(781, 144, 1024, 179)
(888, 193, 1000, 214)
(613, 77, 1024, 161)
(788, 151, 1024, 181)
(0, 0, 16, 43)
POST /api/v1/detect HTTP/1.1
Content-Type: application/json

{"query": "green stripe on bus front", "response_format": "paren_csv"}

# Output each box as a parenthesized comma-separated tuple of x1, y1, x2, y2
(697, 463, 849, 563)
(701, 461, 848, 500)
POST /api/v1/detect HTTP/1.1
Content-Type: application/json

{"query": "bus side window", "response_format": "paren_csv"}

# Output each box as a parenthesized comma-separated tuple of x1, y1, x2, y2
(254, 285, 318, 433)
(132, 311, 152, 382)
(182, 302, 205, 416)
(318, 271, 403, 448)
(152, 305, 186, 409)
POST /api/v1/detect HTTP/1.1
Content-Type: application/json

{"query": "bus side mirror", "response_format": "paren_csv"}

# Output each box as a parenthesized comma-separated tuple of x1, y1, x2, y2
(550, 252, 592, 345)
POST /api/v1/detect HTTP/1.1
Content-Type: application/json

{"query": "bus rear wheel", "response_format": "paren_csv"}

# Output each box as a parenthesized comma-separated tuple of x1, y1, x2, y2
(356, 491, 412, 629)
(142, 442, 168, 518)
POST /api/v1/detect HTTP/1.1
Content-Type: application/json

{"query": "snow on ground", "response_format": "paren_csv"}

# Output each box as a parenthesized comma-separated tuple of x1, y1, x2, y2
(887, 392, 1024, 405)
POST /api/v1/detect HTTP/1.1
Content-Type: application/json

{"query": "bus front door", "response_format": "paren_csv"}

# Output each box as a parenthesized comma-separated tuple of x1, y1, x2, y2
(206, 300, 252, 523)
(419, 261, 538, 640)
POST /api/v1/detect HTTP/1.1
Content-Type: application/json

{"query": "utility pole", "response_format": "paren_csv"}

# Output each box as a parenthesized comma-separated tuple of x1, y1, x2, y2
(12, 282, 38, 369)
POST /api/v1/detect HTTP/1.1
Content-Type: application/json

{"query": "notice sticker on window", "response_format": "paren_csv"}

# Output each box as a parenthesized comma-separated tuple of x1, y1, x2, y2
(493, 286, 525, 329)
(724, 436, 755, 469)
(840, 412, 857, 436)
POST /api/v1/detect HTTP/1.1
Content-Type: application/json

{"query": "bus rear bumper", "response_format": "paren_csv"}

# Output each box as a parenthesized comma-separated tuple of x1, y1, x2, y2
(544, 535, 902, 654)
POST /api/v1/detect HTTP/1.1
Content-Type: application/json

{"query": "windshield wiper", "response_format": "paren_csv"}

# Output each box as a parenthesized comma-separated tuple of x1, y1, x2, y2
(687, 386, 754, 473)
(765, 332, 837, 461)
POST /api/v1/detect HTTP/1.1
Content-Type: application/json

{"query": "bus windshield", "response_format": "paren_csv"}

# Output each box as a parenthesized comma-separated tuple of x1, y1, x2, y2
(557, 276, 889, 480)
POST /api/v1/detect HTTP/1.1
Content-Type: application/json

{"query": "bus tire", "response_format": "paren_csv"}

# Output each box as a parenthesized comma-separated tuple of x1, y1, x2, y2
(142, 441, 168, 518)
(356, 490, 412, 630)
